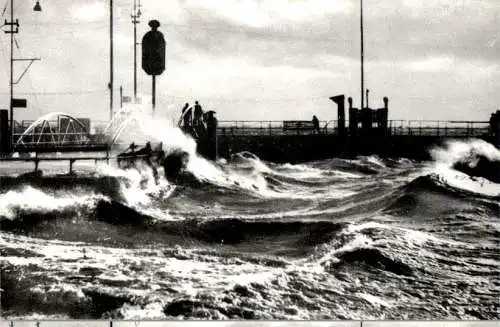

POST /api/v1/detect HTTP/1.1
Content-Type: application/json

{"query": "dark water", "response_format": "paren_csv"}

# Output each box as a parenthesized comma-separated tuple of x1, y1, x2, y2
(1, 139, 499, 320)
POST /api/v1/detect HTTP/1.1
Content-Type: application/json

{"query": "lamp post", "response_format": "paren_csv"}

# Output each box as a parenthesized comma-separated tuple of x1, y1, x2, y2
(131, 0, 142, 102)
(3, 0, 42, 150)
(109, 0, 113, 120)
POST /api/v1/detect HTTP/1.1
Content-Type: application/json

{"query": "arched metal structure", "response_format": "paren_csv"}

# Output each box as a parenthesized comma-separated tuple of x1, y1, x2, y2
(103, 110, 138, 146)
(103, 106, 155, 148)
(15, 112, 92, 146)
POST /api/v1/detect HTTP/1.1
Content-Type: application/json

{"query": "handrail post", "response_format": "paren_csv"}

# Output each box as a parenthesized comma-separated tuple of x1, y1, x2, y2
(69, 159, 75, 174)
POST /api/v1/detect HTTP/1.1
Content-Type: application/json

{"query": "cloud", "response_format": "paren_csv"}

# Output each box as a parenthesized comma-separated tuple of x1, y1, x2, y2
(185, 0, 353, 27)
(404, 56, 499, 79)
(71, 2, 107, 21)
(406, 57, 455, 72)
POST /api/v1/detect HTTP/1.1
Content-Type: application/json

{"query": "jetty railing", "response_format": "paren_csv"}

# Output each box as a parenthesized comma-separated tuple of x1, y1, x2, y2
(217, 120, 491, 137)
(217, 120, 337, 136)
(388, 120, 490, 137)
(7, 119, 492, 150)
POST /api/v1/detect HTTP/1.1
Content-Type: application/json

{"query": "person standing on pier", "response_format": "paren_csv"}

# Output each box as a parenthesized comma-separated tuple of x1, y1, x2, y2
(193, 101, 205, 137)
(312, 115, 321, 134)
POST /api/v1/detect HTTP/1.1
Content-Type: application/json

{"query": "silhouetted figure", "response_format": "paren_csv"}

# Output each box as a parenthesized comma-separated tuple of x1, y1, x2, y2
(205, 111, 218, 135)
(201, 110, 218, 161)
(312, 115, 320, 134)
(135, 141, 153, 160)
(134, 141, 160, 182)
(193, 101, 202, 124)
(117, 142, 139, 168)
(193, 101, 205, 137)
(182, 106, 193, 132)
(128, 142, 138, 153)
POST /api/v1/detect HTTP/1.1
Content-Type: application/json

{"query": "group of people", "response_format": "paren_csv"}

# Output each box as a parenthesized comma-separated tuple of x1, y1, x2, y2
(118, 141, 164, 182)
(179, 101, 203, 132)
(178, 101, 217, 138)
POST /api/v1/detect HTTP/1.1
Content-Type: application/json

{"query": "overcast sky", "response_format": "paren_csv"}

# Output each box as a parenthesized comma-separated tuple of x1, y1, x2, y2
(0, 0, 498, 124)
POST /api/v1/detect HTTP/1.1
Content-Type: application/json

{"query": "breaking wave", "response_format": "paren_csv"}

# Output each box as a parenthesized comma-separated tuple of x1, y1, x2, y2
(0, 114, 498, 320)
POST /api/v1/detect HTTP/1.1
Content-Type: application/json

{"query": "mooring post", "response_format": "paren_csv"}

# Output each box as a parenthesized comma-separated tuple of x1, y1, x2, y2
(34, 152, 39, 173)
(69, 159, 75, 174)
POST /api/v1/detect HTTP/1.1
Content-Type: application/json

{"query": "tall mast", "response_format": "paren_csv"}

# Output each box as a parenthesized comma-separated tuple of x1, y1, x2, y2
(9, 0, 14, 145)
(109, 0, 114, 119)
(131, 0, 142, 101)
(360, 0, 364, 109)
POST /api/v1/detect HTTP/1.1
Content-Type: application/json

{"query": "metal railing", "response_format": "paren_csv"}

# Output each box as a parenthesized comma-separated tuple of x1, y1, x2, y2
(216, 120, 337, 136)
(388, 120, 490, 137)
(216, 120, 491, 137)
(7, 119, 493, 149)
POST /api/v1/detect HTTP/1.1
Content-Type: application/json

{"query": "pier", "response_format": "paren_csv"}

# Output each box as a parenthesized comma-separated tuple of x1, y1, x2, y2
(211, 96, 499, 163)
(0, 155, 111, 174)
(0, 102, 499, 166)
(215, 118, 494, 162)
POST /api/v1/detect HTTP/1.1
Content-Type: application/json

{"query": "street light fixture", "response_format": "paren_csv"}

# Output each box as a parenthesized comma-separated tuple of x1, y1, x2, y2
(131, 0, 142, 102)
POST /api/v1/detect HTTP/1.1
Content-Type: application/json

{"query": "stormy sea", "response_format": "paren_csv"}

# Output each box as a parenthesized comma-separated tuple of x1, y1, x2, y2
(1, 118, 499, 320)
